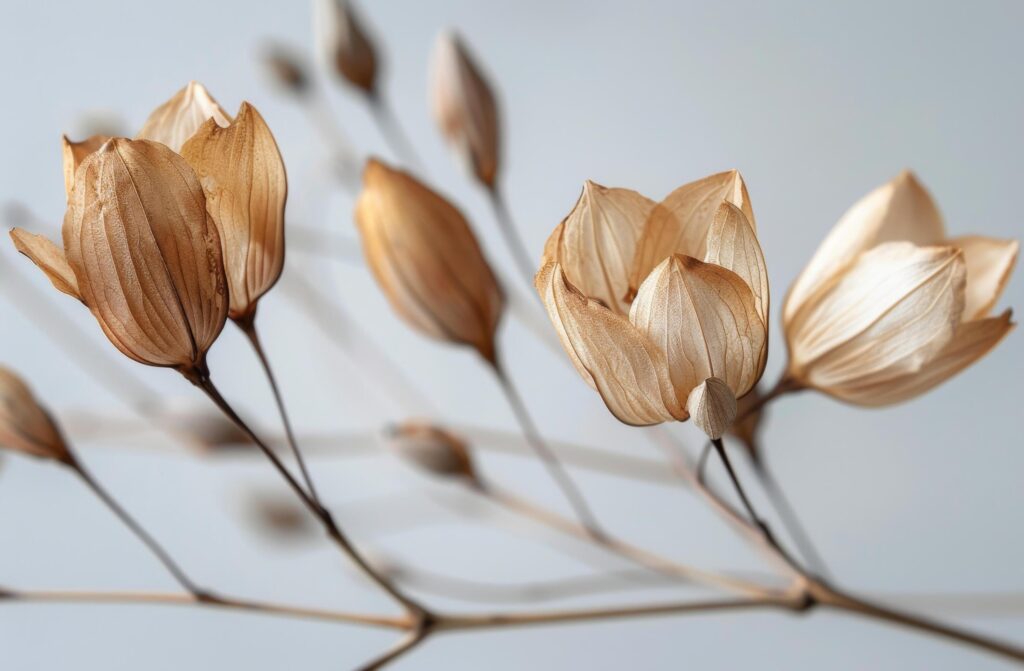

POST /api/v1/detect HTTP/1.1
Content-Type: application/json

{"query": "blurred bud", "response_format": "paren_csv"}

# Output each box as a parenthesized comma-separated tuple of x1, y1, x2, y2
(355, 158, 504, 363)
(387, 421, 476, 481)
(261, 43, 311, 97)
(314, 0, 378, 94)
(137, 81, 231, 153)
(242, 489, 316, 542)
(430, 31, 500, 187)
(0, 366, 73, 464)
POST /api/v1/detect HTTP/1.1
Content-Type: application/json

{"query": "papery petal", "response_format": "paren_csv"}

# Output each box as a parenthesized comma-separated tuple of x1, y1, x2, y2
(784, 170, 945, 325)
(136, 81, 232, 153)
(704, 201, 769, 326)
(629, 254, 765, 401)
(629, 170, 754, 296)
(949, 235, 1018, 320)
(0, 366, 71, 463)
(536, 262, 684, 426)
(9, 228, 81, 301)
(686, 377, 737, 440)
(62, 134, 109, 199)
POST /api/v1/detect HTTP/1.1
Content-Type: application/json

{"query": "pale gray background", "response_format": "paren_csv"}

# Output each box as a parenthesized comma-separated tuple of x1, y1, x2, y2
(0, 0, 1021, 669)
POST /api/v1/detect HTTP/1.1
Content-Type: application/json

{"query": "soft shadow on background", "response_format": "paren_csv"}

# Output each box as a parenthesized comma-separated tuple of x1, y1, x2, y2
(0, 1, 1021, 669)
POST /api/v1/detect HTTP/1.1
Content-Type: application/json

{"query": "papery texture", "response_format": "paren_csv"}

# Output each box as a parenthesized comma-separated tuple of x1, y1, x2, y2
(62, 134, 109, 199)
(686, 377, 737, 440)
(10, 228, 81, 300)
(137, 81, 231, 153)
(950, 235, 1018, 320)
(0, 367, 71, 463)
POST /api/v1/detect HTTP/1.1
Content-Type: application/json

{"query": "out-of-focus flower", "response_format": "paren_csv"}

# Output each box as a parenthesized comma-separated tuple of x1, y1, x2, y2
(784, 171, 1017, 406)
(136, 81, 231, 153)
(261, 43, 312, 98)
(314, 0, 378, 95)
(387, 421, 476, 481)
(0, 366, 72, 464)
(11, 139, 228, 374)
(537, 172, 768, 434)
(354, 158, 504, 363)
(430, 31, 499, 188)
(181, 102, 288, 321)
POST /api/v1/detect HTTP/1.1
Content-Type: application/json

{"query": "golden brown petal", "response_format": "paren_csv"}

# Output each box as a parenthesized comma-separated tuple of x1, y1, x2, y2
(314, 0, 378, 94)
(355, 159, 503, 362)
(704, 201, 769, 326)
(0, 367, 72, 464)
(136, 81, 232, 153)
(949, 235, 1018, 320)
(9, 228, 81, 301)
(63, 139, 228, 370)
(536, 262, 685, 426)
(181, 102, 288, 320)
(686, 377, 737, 440)
(62, 134, 109, 199)
(388, 422, 476, 480)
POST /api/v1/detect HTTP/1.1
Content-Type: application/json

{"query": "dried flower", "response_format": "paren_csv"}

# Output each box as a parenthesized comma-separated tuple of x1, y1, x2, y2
(354, 159, 504, 363)
(181, 102, 288, 321)
(430, 32, 499, 187)
(387, 422, 476, 480)
(136, 81, 231, 153)
(261, 43, 312, 97)
(62, 134, 109, 199)
(537, 172, 768, 433)
(0, 366, 72, 464)
(314, 0, 378, 94)
(784, 171, 1017, 406)
(11, 138, 228, 373)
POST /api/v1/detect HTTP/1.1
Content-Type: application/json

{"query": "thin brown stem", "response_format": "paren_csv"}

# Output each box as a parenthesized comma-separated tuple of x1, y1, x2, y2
(487, 185, 539, 293)
(367, 92, 425, 173)
(757, 460, 831, 579)
(356, 627, 433, 671)
(734, 372, 802, 424)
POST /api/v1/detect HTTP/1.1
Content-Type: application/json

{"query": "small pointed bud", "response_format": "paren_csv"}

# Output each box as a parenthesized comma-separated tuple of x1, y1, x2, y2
(261, 43, 312, 97)
(242, 490, 315, 541)
(314, 0, 378, 94)
(137, 81, 231, 153)
(686, 377, 737, 440)
(387, 421, 476, 481)
(0, 367, 73, 465)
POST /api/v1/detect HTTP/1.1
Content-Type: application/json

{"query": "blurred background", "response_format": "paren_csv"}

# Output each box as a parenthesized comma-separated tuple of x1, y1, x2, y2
(0, 0, 1021, 668)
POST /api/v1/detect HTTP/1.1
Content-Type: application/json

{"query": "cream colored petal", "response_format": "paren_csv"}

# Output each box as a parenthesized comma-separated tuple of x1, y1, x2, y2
(0, 366, 71, 463)
(554, 181, 656, 315)
(629, 170, 754, 295)
(536, 262, 684, 426)
(828, 310, 1014, 407)
(629, 254, 765, 401)
(686, 377, 737, 440)
(136, 81, 232, 153)
(949, 235, 1018, 320)
(9, 228, 82, 301)
(704, 201, 769, 326)
(784, 170, 945, 325)
(789, 242, 965, 391)
(314, 0, 378, 93)
(62, 134, 109, 199)
(181, 102, 288, 320)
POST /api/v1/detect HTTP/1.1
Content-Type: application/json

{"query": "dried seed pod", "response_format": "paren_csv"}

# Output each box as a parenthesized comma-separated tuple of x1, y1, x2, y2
(388, 421, 476, 481)
(0, 366, 72, 464)
(137, 81, 231, 153)
(314, 0, 378, 94)
(62, 134, 109, 199)
(686, 378, 737, 441)
(261, 43, 312, 97)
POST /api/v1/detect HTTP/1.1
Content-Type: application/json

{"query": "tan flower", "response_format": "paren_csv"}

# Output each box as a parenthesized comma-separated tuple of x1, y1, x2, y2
(537, 172, 768, 432)
(430, 32, 499, 187)
(354, 158, 504, 363)
(136, 81, 231, 153)
(181, 102, 288, 321)
(314, 0, 378, 94)
(388, 422, 476, 480)
(11, 138, 228, 373)
(0, 366, 72, 464)
(62, 134, 109, 199)
(784, 171, 1017, 406)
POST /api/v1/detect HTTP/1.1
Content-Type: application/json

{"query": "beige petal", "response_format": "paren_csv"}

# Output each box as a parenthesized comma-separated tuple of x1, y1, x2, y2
(629, 170, 754, 295)
(388, 421, 476, 480)
(314, 0, 378, 94)
(62, 134, 109, 199)
(431, 32, 500, 187)
(0, 366, 72, 463)
(949, 235, 1018, 320)
(550, 181, 655, 315)
(629, 254, 765, 402)
(686, 377, 737, 440)
(136, 81, 232, 153)
(536, 262, 684, 426)
(63, 139, 228, 369)
(788, 242, 965, 391)
(704, 201, 769, 327)
(181, 102, 288, 320)
(9, 228, 81, 301)
(784, 170, 945, 325)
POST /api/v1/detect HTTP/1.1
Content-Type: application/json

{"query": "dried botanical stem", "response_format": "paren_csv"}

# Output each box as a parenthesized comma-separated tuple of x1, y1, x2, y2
(367, 92, 425, 173)
(734, 373, 803, 424)
(356, 627, 433, 671)
(756, 460, 831, 579)
(487, 185, 539, 294)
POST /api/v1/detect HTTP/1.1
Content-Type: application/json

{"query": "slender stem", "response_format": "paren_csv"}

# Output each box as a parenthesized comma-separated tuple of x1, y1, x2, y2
(491, 361, 605, 538)
(757, 461, 831, 579)
(236, 314, 322, 506)
(67, 456, 207, 598)
(487, 185, 539, 293)
(367, 92, 425, 173)
(356, 627, 432, 671)
(734, 373, 802, 424)
(696, 441, 713, 484)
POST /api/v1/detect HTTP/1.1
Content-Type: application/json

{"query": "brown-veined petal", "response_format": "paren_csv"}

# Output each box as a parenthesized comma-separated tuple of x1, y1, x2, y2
(181, 102, 288, 320)
(536, 262, 684, 426)
(704, 201, 769, 326)
(314, 0, 378, 94)
(949, 235, 1018, 320)
(62, 134, 109, 199)
(629, 170, 754, 296)
(629, 254, 765, 401)
(784, 170, 945, 325)
(686, 377, 737, 440)
(136, 81, 232, 153)
(0, 366, 72, 464)
(9, 228, 81, 301)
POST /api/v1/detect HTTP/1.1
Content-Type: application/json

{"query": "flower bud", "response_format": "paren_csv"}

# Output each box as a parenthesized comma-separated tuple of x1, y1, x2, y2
(261, 44, 312, 97)
(137, 81, 231, 153)
(387, 421, 476, 481)
(314, 0, 378, 94)
(0, 367, 72, 464)
(686, 377, 737, 441)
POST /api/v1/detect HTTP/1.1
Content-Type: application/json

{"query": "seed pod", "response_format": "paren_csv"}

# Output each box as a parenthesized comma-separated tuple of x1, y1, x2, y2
(314, 0, 378, 94)
(262, 43, 311, 97)
(136, 81, 231, 153)
(388, 421, 476, 481)
(0, 366, 72, 465)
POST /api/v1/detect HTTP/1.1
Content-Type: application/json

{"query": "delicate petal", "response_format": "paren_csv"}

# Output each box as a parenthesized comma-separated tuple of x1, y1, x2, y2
(949, 235, 1018, 320)
(550, 181, 655, 315)
(136, 81, 232, 153)
(62, 134, 109, 199)
(0, 366, 71, 463)
(536, 262, 684, 426)
(704, 201, 769, 326)
(784, 170, 945, 325)
(629, 170, 754, 295)
(314, 0, 378, 93)
(9, 228, 81, 301)
(686, 377, 737, 440)
(629, 254, 765, 401)
(181, 102, 288, 320)
(388, 422, 476, 480)
(788, 242, 965, 391)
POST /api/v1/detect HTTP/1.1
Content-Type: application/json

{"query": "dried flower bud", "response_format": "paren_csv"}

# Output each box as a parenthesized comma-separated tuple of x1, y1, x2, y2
(242, 490, 316, 541)
(181, 102, 288, 321)
(388, 421, 476, 480)
(355, 158, 504, 362)
(261, 44, 311, 97)
(314, 0, 378, 94)
(137, 81, 231, 153)
(0, 366, 72, 464)
(431, 32, 500, 187)
(686, 378, 737, 440)
(62, 134, 109, 199)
